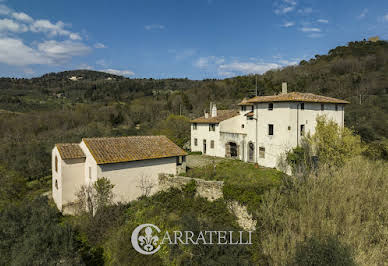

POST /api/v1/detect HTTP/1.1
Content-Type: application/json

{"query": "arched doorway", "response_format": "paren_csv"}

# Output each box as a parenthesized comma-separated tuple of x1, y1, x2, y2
(225, 142, 238, 158)
(248, 142, 254, 162)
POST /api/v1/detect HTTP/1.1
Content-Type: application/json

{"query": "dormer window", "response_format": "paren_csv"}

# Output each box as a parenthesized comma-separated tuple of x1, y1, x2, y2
(268, 103, 273, 111)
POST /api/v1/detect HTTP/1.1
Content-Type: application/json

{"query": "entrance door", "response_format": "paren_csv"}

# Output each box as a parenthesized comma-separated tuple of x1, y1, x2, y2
(203, 139, 207, 154)
(248, 142, 254, 162)
(230, 142, 237, 157)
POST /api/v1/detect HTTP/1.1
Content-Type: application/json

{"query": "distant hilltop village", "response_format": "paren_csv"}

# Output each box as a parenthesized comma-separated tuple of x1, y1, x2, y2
(190, 82, 349, 170)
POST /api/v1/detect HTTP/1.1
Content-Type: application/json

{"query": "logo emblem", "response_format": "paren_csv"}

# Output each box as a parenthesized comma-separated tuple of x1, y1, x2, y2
(131, 224, 161, 255)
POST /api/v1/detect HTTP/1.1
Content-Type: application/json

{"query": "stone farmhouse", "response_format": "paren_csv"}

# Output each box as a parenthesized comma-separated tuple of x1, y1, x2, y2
(190, 83, 349, 169)
(52, 136, 187, 213)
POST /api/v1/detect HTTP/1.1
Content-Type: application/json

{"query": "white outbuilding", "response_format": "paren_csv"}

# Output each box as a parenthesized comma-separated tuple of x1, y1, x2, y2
(52, 135, 187, 214)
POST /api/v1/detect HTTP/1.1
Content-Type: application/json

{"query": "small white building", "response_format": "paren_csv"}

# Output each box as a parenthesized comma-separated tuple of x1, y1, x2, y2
(191, 83, 349, 169)
(52, 136, 187, 213)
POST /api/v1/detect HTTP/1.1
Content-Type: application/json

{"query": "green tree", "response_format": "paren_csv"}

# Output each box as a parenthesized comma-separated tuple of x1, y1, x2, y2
(152, 114, 191, 148)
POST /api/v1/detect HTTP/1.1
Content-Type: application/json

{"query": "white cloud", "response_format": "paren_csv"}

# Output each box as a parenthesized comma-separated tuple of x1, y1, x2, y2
(383, 14, 388, 22)
(300, 27, 321, 32)
(102, 69, 135, 76)
(94, 42, 106, 48)
(144, 24, 165, 30)
(317, 19, 328, 24)
(79, 63, 93, 70)
(194, 56, 224, 68)
(283, 21, 295, 27)
(275, 6, 295, 15)
(219, 61, 281, 74)
(358, 8, 368, 19)
(30, 19, 81, 40)
(0, 38, 52, 65)
(298, 7, 313, 14)
(283, 0, 297, 5)
(12, 12, 33, 23)
(0, 18, 28, 33)
(0, 4, 10, 15)
(37, 40, 91, 61)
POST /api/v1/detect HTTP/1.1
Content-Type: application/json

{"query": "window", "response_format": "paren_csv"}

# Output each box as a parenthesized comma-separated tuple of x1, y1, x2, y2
(55, 179, 58, 190)
(259, 147, 265, 158)
(210, 140, 215, 149)
(241, 106, 246, 111)
(193, 123, 197, 130)
(288, 126, 291, 131)
(268, 124, 274, 136)
(55, 156, 58, 172)
(194, 138, 198, 146)
(241, 124, 245, 129)
(301, 103, 304, 110)
(88, 167, 92, 179)
(335, 104, 338, 111)
(300, 124, 305, 136)
(321, 104, 324, 111)
(209, 124, 216, 132)
(268, 103, 273, 110)
(251, 106, 254, 111)
(176, 156, 183, 166)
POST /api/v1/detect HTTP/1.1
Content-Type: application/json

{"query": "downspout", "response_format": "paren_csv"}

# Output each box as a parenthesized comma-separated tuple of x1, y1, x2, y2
(255, 104, 258, 163)
(296, 103, 300, 146)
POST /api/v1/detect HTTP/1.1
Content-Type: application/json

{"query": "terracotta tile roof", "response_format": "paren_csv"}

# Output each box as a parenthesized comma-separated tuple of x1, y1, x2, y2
(56, 143, 85, 160)
(238, 98, 254, 106)
(246, 92, 350, 104)
(191, 109, 239, 124)
(82, 135, 187, 164)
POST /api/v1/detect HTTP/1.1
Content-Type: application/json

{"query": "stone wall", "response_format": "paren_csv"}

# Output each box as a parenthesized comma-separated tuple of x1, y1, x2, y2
(158, 174, 257, 231)
(158, 174, 223, 201)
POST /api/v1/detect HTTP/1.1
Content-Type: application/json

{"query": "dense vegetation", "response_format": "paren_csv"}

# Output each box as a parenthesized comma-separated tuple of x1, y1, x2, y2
(0, 40, 388, 265)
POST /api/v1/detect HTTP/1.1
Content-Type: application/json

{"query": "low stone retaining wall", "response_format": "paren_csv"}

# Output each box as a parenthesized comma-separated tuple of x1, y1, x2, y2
(158, 175, 223, 201)
(158, 174, 257, 231)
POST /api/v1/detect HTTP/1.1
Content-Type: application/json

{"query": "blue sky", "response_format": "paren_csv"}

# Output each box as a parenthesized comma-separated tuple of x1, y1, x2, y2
(0, 0, 387, 79)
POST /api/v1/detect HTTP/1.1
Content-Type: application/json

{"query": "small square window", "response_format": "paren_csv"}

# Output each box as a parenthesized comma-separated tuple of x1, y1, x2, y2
(193, 123, 197, 130)
(321, 104, 324, 111)
(259, 147, 265, 158)
(268, 124, 274, 136)
(301, 103, 304, 110)
(288, 126, 291, 130)
(210, 140, 215, 149)
(194, 138, 198, 146)
(209, 124, 216, 131)
(268, 103, 273, 110)
(241, 124, 245, 129)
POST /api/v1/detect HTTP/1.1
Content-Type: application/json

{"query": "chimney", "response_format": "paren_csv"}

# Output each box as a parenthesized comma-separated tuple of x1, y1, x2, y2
(282, 82, 288, 94)
(204, 110, 209, 118)
(211, 103, 217, 117)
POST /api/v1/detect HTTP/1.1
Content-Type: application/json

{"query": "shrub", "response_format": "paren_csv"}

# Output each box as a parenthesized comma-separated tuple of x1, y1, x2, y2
(255, 157, 388, 265)
(291, 235, 355, 266)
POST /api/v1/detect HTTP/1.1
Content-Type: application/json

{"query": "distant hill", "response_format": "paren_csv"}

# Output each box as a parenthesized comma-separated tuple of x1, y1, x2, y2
(0, 40, 387, 142)
(38, 69, 127, 82)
